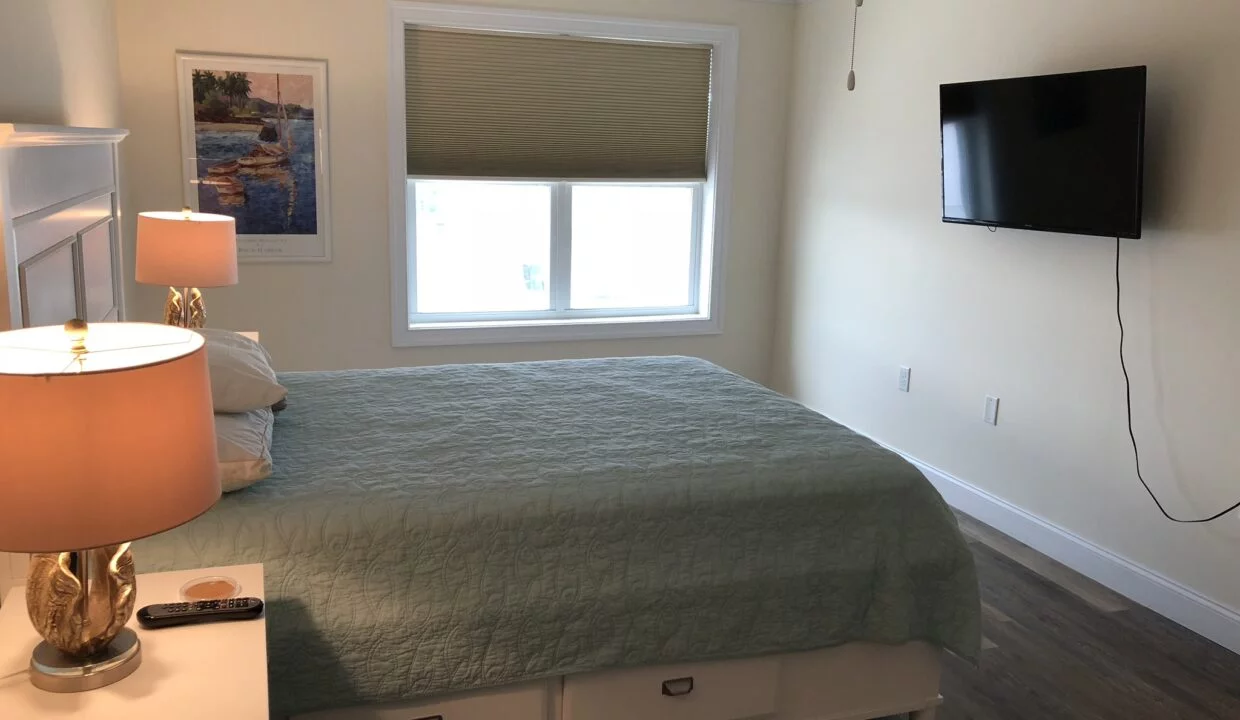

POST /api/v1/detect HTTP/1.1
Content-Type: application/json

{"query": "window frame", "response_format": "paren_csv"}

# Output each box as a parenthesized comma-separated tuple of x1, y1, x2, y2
(387, 1, 739, 347)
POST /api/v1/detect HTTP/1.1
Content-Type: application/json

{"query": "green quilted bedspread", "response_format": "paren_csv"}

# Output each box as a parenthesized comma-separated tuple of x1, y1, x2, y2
(136, 356, 980, 717)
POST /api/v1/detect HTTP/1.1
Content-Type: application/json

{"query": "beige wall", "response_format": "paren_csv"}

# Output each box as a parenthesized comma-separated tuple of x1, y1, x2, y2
(0, 0, 121, 127)
(777, 0, 1240, 610)
(115, 0, 795, 381)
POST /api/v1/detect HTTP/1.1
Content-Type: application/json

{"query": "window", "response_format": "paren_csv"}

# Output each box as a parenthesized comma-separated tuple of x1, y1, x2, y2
(410, 180, 701, 316)
(388, 3, 738, 346)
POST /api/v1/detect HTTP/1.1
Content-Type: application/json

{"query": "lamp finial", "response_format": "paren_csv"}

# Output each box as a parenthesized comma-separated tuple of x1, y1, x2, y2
(64, 318, 88, 353)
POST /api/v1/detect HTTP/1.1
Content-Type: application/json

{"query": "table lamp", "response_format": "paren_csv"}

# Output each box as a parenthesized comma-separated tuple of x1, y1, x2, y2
(0, 320, 220, 693)
(135, 209, 238, 328)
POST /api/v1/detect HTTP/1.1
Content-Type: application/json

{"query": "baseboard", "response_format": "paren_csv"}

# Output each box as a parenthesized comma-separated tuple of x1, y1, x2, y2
(889, 450, 1240, 656)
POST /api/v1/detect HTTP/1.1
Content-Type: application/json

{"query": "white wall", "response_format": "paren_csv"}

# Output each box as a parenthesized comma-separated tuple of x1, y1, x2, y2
(115, 0, 795, 381)
(0, 0, 121, 127)
(777, 0, 1240, 611)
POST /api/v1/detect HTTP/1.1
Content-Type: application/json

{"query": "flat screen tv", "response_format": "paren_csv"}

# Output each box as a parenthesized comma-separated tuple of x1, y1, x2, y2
(940, 66, 1146, 239)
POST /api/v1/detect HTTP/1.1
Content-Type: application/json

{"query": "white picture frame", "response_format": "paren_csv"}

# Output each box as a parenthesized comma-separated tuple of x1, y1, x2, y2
(176, 53, 331, 263)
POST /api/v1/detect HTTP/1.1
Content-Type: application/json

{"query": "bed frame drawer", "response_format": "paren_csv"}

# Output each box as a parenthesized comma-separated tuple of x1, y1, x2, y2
(562, 657, 779, 720)
(292, 680, 552, 720)
(776, 642, 942, 720)
(275, 643, 942, 720)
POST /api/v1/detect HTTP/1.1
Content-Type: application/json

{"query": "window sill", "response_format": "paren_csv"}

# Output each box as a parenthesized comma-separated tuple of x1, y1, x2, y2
(393, 314, 720, 347)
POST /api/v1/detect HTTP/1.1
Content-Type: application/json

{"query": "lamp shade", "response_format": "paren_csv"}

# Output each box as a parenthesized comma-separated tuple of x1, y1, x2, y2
(0, 322, 220, 552)
(135, 211, 238, 288)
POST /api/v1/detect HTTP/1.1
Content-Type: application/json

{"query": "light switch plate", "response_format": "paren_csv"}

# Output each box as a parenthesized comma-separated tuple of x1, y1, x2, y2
(898, 366, 911, 393)
(984, 396, 1000, 425)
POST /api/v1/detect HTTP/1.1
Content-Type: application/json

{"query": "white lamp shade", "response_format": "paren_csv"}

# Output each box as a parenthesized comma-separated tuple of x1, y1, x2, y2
(136, 211, 238, 288)
(0, 323, 221, 552)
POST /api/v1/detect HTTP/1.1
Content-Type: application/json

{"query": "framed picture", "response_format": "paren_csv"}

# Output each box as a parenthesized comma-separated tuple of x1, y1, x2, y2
(176, 53, 331, 262)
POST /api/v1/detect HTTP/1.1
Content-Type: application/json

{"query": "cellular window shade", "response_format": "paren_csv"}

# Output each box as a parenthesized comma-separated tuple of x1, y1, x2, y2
(404, 27, 712, 180)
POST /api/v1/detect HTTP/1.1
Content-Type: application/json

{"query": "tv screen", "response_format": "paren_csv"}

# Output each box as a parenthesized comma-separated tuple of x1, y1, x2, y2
(940, 66, 1146, 239)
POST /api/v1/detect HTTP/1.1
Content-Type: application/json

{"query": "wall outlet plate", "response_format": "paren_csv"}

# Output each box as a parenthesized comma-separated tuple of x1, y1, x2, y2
(984, 396, 1000, 425)
(898, 366, 911, 393)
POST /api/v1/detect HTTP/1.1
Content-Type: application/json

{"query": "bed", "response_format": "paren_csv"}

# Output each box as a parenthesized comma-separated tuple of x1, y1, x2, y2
(132, 355, 981, 719)
(0, 124, 976, 719)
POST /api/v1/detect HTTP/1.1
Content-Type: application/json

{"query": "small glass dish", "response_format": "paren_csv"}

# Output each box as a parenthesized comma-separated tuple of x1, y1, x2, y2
(180, 575, 241, 602)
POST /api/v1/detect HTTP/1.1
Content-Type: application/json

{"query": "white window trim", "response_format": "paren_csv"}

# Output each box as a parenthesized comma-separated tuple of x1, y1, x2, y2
(387, 0, 739, 348)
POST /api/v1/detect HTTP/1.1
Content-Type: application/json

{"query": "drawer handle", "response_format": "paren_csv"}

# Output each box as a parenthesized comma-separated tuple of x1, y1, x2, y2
(411, 715, 443, 720)
(661, 676, 694, 697)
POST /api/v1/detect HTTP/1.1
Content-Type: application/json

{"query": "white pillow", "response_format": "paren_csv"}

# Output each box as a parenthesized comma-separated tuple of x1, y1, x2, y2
(216, 408, 274, 493)
(196, 329, 287, 413)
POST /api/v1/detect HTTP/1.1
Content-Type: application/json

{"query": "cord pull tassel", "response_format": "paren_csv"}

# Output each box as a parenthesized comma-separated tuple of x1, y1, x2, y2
(847, 0, 862, 92)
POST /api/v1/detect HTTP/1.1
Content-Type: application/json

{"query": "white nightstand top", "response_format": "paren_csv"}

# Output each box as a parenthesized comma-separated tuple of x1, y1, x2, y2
(0, 563, 267, 719)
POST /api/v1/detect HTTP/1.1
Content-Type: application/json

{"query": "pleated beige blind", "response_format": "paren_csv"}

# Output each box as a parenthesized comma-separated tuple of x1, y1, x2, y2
(404, 27, 712, 180)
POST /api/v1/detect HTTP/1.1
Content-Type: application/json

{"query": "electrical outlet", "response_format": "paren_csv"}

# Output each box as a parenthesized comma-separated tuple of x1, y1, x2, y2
(984, 396, 1000, 425)
(898, 366, 911, 393)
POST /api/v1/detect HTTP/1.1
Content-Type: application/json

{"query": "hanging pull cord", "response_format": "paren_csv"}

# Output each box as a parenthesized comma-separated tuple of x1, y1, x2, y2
(847, 0, 862, 91)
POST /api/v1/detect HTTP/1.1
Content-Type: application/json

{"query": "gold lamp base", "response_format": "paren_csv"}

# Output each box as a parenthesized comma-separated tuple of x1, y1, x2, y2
(26, 545, 142, 693)
(163, 286, 207, 328)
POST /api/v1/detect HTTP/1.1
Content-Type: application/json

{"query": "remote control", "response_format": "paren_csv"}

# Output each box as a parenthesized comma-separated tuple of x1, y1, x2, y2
(136, 597, 264, 629)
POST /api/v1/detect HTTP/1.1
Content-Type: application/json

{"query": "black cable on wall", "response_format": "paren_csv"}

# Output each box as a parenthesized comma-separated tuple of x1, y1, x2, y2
(1115, 236, 1240, 523)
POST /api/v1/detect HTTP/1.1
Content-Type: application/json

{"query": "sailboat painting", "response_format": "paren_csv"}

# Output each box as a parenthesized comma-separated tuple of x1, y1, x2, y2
(177, 54, 331, 262)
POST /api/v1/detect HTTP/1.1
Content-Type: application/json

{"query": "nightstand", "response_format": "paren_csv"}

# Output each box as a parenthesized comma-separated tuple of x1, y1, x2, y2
(0, 563, 268, 719)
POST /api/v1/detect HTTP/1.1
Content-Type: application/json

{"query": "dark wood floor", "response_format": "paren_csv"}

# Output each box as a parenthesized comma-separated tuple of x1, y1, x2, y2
(928, 512, 1240, 720)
